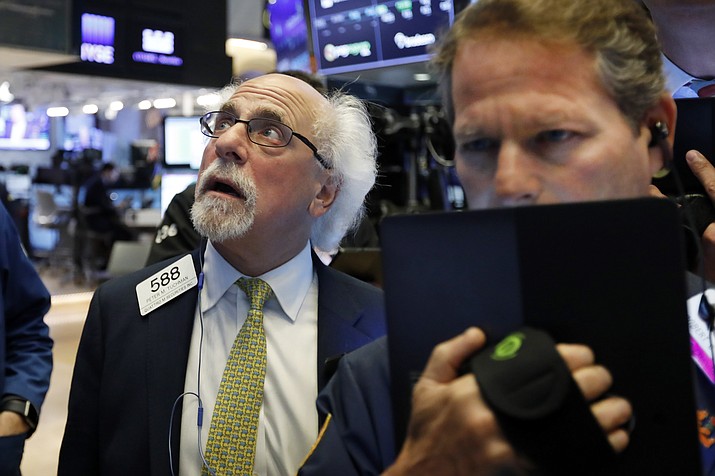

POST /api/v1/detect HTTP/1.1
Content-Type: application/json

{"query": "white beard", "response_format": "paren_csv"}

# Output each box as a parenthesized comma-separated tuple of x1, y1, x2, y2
(191, 161, 258, 243)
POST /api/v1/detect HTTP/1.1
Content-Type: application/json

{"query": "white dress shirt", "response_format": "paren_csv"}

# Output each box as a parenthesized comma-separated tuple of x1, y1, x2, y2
(179, 241, 319, 476)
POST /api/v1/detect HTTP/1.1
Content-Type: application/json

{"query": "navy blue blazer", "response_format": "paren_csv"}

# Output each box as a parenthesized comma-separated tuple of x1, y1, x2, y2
(58, 247, 385, 476)
(298, 337, 394, 476)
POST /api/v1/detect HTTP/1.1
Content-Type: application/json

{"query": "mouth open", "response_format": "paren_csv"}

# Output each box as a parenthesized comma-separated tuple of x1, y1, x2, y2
(207, 179, 245, 200)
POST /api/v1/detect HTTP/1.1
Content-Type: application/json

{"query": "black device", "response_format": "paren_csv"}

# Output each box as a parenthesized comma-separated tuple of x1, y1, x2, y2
(648, 121, 669, 148)
(652, 97, 715, 196)
(380, 198, 701, 475)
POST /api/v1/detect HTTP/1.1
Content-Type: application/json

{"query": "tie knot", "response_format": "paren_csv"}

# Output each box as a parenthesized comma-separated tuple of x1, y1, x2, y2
(237, 277, 273, 310)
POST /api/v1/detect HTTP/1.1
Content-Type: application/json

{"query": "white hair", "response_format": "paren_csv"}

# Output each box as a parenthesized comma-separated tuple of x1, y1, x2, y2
(210, 81, 240, 113)
(311, 92, 378, 253)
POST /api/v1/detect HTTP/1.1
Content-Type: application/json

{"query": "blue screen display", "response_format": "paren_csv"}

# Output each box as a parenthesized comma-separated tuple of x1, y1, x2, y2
(307, 0, 454, 76)
(0, 103, 50, 151)
(268, 0, 312, 73)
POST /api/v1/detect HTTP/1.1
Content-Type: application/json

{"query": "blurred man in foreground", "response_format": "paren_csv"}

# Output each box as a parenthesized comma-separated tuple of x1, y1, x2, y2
(299, 0, 703, 474)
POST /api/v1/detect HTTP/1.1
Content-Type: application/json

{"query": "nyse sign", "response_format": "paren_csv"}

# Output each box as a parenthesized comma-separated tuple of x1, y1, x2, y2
(80, 13, 116, 65)
(81, 43, 115, 64)
(143, 29, 174, 54)
(132, 28, 183, 66)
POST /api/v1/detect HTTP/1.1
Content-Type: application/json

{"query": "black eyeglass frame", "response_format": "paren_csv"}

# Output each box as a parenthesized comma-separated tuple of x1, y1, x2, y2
(199, 111, 332, 169)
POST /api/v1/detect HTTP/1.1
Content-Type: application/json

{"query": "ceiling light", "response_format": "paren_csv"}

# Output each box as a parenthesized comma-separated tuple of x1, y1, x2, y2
(226, 38, 268, 51)
(109, 100, 124, 111)
(413, 73, 431, 82)
(196, 93, 221, 107)
(0, 81, 14, 103)
(153, 98, 177, 109)
(83, 104, 99, 114)
(47, 107, 70, 117)
(138, 100, 152, 110)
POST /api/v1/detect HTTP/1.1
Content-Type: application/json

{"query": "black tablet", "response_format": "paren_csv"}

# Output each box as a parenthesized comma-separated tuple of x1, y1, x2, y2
(381, 198, 700, 475)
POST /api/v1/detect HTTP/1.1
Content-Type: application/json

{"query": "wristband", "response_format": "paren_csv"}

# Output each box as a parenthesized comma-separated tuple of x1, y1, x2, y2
(0, 395, 38, 435)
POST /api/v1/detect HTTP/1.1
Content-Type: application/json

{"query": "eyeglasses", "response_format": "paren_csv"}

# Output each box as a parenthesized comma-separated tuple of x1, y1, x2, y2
(199, 110, 331, 169)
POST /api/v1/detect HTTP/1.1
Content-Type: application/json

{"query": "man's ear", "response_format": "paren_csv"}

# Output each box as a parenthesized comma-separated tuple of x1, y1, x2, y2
(643, 93, 677, 174)
(309, 176, 339, 218)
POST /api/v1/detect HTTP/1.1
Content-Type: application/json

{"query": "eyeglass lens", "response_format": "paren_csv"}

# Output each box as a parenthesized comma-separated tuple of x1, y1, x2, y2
(203, 112, 292, 148)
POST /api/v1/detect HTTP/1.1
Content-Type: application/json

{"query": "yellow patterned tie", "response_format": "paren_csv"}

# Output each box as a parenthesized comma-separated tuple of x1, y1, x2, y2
(203, 277, 273, 476)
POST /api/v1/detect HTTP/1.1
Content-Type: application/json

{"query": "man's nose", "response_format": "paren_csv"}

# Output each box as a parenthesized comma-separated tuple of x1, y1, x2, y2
(493, 142, 541, 206)
(213, 123, 250, 163)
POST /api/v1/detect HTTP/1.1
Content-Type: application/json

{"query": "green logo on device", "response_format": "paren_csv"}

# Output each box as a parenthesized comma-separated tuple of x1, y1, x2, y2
(491, 332, 525, 361)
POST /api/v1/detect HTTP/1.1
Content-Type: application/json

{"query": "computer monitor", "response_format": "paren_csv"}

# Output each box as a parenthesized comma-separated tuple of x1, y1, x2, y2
(163, 115, 205, 169)
(0, 103, 50, 151)
(160, 171, 196, 216)
(307, 0, 455, 76)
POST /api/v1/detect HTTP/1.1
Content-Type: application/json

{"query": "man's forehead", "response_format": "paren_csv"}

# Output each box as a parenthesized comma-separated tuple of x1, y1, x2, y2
(454, 36, 596, 82)
(226, 74, 325, 122)
(451, 36, 610, 119)
(233, 74, 324, 104)
(452, 38, 628, 135)
(453, 94, 580, 138)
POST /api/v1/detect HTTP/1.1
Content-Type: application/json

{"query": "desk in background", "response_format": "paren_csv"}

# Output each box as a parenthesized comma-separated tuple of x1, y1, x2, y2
(124, 208, 162, 236)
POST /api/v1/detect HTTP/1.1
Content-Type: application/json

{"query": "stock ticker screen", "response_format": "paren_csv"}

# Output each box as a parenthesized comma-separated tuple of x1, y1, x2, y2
(307, 0, 454, 75)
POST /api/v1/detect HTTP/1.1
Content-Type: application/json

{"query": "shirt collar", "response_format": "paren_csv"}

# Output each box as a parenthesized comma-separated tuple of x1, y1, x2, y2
(662, 53, 696, 95)
(200, 240, 315, 323)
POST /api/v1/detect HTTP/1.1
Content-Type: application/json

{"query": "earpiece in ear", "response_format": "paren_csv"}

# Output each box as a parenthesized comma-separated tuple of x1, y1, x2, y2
(648, 121, 669, 148)
(648, 120, 674, 172)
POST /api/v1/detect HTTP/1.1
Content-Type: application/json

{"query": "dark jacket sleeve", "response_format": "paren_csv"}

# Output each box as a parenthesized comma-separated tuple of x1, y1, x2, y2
(299, 337, 396, 475)
(0, 202, 53, 409)
(146, 183, 200, 266)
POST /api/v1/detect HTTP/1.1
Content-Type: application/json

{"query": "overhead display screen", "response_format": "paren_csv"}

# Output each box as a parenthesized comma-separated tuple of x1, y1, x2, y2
(127, 20, 184, 68)
(39, 0, 232, 89)
(0, 0, 69, 53)
(80, 13, 119, 66)
(307, 0, 454, 76)
(267, 0, 312, 73)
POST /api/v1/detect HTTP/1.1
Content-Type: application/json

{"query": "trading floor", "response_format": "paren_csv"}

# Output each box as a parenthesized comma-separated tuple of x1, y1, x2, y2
(21, 270, 94, 475)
